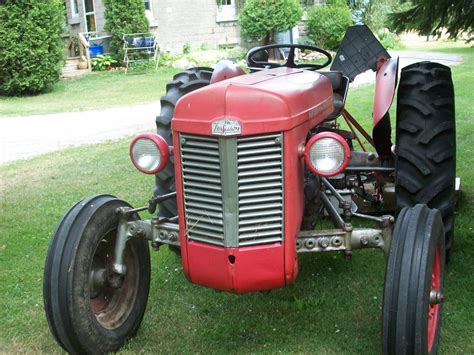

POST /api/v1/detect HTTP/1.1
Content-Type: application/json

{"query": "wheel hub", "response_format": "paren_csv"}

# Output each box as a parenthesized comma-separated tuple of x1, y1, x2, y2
(429, 290, 444, 305)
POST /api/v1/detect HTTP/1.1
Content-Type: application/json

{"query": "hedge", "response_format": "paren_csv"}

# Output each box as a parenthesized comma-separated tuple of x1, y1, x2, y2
(0, 0, 65, 96)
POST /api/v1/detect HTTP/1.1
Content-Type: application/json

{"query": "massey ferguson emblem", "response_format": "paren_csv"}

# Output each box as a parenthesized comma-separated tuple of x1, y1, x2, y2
(212, 119, 242, 136)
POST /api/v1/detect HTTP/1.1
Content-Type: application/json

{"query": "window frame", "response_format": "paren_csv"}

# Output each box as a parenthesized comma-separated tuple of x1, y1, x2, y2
(82, 0, 96, 33)
(144, 0, 154, 21)
(71, 0, 79, 18)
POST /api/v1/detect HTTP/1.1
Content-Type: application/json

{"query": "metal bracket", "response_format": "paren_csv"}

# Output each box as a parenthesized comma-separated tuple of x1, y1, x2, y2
(297, 214, 393, 256)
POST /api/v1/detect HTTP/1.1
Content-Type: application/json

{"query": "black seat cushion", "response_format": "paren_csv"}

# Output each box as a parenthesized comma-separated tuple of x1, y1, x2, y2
(318, 71, 343, 91)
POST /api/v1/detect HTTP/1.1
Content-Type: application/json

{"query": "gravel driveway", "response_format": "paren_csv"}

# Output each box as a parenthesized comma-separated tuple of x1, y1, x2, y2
(0, 51, 463, 165)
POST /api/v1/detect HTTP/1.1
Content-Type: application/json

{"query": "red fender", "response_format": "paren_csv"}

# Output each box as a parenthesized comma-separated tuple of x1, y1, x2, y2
(210, 60, 246, 84)
(372, 57, 399, 158)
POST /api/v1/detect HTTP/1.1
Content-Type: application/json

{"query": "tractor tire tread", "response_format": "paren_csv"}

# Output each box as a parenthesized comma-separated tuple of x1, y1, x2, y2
(395, 61, 455, 259)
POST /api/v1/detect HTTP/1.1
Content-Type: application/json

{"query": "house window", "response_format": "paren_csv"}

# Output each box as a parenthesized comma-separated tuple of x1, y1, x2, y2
(216, 0, 236, 22)
(71, 0, 79, 17)
(83, 0, 96, 33)
(144, 0, 151, 11)
(143, 0, 155, 21)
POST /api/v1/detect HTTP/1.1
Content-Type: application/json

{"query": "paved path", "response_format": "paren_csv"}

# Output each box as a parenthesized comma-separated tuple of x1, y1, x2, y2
(0, 102, 159, 165)
(352, 50, 463, 87)
(0, 51, 463, 165)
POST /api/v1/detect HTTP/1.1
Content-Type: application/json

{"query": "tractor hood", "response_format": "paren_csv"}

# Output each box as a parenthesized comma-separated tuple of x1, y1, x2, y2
(172, 67, 333, 136)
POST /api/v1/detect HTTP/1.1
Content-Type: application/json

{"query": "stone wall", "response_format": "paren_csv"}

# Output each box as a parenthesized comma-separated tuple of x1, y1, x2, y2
(65, 0, 241, 55)
(150, 0, 240, 54)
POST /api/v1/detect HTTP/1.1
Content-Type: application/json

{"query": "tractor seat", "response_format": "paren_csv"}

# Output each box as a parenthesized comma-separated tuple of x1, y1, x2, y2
(317, 71, 349, 120)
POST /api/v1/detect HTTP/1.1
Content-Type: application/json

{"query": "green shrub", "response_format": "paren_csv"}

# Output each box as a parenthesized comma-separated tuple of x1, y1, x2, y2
(240, 0, 303, 44)
(91, 55, 117, 71)
(377, 30, 402, 50)
(104, 0, 149, 63)
(0, 0, 65, 96)
(307, 1, 353, 50)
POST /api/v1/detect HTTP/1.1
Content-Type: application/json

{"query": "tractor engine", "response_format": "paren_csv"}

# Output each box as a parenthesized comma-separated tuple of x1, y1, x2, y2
(171, 67, 333, 293)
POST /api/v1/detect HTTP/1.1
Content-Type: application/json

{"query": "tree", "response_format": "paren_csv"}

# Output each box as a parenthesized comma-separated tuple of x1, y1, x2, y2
(307, 0, 353, 50)
(104, 0, 149, 62)
(349, 0, 410, 33)
(0, 0, 65, 96)
(239, 0, 303, 44)
(389, 0, 474, 39)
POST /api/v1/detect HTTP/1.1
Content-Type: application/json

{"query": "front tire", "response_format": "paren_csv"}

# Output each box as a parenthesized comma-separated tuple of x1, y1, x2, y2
(382, 204, 445, 354)
(43, 195, 151, 354)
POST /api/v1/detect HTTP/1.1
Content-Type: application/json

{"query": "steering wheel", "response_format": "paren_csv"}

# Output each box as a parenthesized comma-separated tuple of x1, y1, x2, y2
(247, 44, 332, 71)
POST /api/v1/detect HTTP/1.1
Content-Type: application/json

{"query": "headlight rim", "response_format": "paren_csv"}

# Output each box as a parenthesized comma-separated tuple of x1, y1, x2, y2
(304, 132, 351, 177)
(129, 133, 170, 174)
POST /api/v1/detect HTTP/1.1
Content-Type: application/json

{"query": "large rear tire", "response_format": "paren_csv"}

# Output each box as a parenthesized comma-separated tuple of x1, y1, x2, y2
(382, 204, 445, 354)
(155, 67, 213, 255)
(395, 61, 456, 259)
(43, 195, 151, 354)
(155, 67, 213, 217)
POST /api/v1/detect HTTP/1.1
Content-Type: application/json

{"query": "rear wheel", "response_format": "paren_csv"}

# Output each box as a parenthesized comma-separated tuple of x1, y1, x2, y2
(382, 204, 445, 354)
(395, 61, 456, 259)
(155, 67, 213, 254)
(43, 195, 150, 354)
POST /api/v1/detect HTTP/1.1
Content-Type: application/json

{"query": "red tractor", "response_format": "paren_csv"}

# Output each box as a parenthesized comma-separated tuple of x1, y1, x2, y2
(44, 26, 456, 354)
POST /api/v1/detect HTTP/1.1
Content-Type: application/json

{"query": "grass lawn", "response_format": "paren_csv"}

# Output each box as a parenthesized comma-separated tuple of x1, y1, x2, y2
(0, 68, 180, 117)
(0, 45, 473, 354)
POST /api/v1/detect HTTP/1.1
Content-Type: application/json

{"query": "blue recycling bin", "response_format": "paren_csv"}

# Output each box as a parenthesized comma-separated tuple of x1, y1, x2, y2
(90, 45, 104, 57)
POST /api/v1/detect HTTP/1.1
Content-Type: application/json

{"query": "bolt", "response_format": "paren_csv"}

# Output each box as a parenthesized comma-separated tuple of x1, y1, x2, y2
(159, 230, 168, 240)
(136, 228, 145, 237)
(368, 153, 376, 161)
(332, 237, 342, 247)
(430, 290, 444, 304)
(319, 237, 329, 248)
(305, 238, 316, 249)
(296, 240, 302, 249)
(275, 137, 281, 145)
(360, 236, 369, 246)
(108, 273, 124, 289)
(128, 225, 136, 235)
(168, 231, 178, 241)
(181, 137, 186, 145)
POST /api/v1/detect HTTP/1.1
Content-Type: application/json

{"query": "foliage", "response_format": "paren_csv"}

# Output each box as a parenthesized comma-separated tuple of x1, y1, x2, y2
(307, 1, 353, 50)
(0, 0, 65, 96)
(182, 42, 192, 55)
(389, 0, 473, 40)
(103, 0, 149, 63)
(377, 30, 401, 50)
(239, 0, 303, 44)
(349, 0, 411, 33)
(91, 55, 117, 71)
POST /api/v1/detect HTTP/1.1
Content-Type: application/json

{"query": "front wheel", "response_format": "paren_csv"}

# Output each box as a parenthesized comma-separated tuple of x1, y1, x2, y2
(43, 195, 151, 354)
(382, 204, 445, 354)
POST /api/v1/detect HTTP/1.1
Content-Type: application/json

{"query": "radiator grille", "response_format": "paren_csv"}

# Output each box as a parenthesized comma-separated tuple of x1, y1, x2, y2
(180, 134, 224, 246)
(180, 132, 284, 247)
(237, 133, 284, 246)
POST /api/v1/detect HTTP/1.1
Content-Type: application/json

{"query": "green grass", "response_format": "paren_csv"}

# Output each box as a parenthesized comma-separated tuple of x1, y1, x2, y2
(0, 45, 473, 354)
(0, 68, 180, 117)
